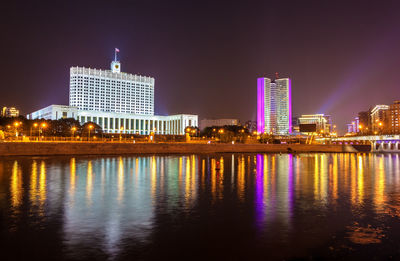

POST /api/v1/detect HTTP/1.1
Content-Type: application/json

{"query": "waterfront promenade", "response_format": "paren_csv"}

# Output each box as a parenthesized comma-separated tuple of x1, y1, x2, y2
(0, 142, 367, 156)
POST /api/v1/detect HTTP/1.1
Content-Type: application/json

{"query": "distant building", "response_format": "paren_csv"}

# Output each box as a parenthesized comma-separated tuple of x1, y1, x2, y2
(358, 110, 370, 134)
(1, 107, 19, 117)
(257, 76, 291, 135)
(200, 119, 239, 130)
(28, 50, 198, 135)
(346, 117, 359, 134)
(244, 120, 257, 133)
(298, 114, 332, 134)
(347, 123, 356, 134)
(387, 100, 400, 134)
(371, 105, 389, 133)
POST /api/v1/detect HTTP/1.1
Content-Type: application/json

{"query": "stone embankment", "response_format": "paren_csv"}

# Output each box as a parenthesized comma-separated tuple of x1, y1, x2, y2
(0, 142, 370, 156)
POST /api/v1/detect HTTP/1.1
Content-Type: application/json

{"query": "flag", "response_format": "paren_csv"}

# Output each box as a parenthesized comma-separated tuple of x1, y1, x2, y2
(115, 48, 120, 52)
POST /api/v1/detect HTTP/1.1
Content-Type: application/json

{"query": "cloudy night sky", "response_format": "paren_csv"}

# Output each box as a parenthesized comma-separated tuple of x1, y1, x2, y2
(1, 0, 400, 133)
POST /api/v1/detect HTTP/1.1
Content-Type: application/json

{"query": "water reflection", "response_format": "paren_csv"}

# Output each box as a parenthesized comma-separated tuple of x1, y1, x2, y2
(10, 161, 22, 208)
(2, 153, 400, 259)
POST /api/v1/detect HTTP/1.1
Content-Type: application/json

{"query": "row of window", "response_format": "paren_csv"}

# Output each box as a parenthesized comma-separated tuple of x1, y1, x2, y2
(78, 116, 183, 134)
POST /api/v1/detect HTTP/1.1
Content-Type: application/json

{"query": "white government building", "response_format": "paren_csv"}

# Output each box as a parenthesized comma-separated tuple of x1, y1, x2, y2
(28, 53, 198, 135)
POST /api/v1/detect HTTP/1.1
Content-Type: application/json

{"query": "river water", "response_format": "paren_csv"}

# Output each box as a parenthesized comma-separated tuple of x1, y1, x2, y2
(1, 153, 400, 260)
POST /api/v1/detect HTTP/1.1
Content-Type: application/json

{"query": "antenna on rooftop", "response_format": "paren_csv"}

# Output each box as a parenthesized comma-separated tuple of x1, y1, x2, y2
(275, 72, 279, 79)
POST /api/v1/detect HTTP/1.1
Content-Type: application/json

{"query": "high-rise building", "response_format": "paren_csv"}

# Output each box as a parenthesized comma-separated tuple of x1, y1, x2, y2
(69, 59, 154, 115)
(257, 77, 291, 135)
(28, 49, 198, 135)
(1, 107, 19, 117)
(387, 100, 400, 134)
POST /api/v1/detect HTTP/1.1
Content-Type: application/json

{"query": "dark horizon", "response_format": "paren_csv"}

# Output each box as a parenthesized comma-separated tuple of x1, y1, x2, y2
(2, 0, 400, 133)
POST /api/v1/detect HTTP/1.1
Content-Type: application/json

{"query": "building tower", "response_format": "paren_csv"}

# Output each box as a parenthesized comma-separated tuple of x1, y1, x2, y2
(69, 48, 155, 115)
(257, 76, 292, 135)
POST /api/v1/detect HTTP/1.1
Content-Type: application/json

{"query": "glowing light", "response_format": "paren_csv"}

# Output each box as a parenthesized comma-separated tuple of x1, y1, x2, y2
(257, 78, 265, 133)
(86, 161, 93, 204)
(70, 158, 76, 197)
(30, 161, 38, 204)
(288, 78, 292, 134)
(39, 161, 46, 206)
(10, 161, 22, 208)
(118, 157, 124, 202)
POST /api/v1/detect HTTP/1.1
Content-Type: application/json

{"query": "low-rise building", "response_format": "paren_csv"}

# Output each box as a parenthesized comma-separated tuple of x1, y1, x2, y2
(298, 114, 332, 134)
(200, 119, 239, 130)
(1, 107, 19, 117)
(28, 105, 197, 135)
(371, 105, 389, 133)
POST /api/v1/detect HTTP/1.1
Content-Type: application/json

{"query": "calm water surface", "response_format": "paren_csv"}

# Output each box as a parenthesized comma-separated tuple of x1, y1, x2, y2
(1, 153, 400, 260)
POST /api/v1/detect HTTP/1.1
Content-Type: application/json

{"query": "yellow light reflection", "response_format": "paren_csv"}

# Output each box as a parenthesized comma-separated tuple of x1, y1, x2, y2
(374, 155, 385, 212)
(237, 156, 245, 200)
(350, 154, 357, 205)
(201, 159, 205, 190)
(10, 161, 22, 208)
(211, 158, 216, 199)
(332, 154, 338, 201)
(118, 157, 125, 202)
(30, 161, 38, 204)
(357, 155, 364, 204)
(314, 154, 320, 200)
(320, 154, 327, 202)
(86, 161, 93, 204)
(39, 161, 46, 205)
(70, 158, 76, 197)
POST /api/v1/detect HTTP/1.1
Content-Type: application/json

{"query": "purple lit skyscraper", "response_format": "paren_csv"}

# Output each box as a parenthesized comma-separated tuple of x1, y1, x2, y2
(257, 77, 292, 135)
(257, 78, 266, 133)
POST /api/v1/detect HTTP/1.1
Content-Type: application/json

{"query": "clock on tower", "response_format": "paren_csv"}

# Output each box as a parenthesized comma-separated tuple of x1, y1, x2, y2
(111, 61, 121, 73)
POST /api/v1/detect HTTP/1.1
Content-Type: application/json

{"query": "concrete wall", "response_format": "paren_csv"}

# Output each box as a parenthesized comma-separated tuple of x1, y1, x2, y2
(0, 142, 368, 156)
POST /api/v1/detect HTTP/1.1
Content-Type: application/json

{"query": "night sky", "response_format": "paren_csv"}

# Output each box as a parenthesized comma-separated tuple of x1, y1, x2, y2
(2, 0, 400, 133)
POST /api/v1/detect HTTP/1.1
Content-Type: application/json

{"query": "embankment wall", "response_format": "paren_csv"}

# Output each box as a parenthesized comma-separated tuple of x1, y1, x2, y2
(0, 142, 368, 156)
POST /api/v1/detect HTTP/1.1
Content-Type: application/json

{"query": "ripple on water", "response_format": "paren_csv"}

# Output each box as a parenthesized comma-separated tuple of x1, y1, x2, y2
(346, 222, 385, 244)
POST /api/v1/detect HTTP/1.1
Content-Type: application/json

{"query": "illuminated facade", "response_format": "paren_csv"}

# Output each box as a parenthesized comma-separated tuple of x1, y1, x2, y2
(28, 105, 196, 135)
(69, 62, 154, 115)
(28, 51, 198, 134)
(387, 100, 400, 134)
(371, 105, 389, 133)
(1, 107, 19, 117)
(298, 114, 332, 133)
(257, 77, 291, 135)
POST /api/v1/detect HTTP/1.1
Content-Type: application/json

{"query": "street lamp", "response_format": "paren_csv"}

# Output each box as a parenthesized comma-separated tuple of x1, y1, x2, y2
(120, 126, 124, 141)
(30, 122, 38, 139)
(71, 127, 77, 139)
(13, 121, 23, 139)
(88, 124, 94, 141)
(40, 123, 47, 140)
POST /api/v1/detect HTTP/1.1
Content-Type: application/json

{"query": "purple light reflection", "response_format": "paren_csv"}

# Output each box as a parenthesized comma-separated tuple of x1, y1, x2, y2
(288, 154, 294, 219)
(255, 154, 264, 229)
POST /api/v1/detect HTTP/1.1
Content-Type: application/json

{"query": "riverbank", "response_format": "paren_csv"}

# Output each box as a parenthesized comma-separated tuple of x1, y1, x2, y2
(0, 142, 370, 156)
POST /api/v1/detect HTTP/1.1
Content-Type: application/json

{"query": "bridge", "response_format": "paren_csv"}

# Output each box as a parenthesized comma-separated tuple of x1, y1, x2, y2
(325, 135, 400, 152)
